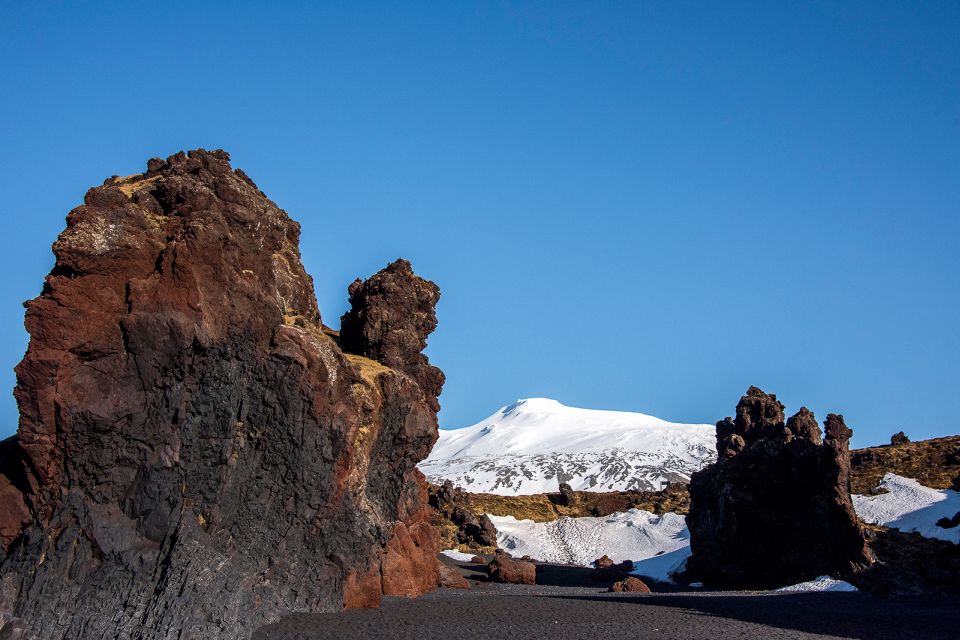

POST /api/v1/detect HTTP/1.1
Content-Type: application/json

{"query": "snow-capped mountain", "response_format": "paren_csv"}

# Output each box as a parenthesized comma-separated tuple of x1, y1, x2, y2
(419, 398, 716, 495)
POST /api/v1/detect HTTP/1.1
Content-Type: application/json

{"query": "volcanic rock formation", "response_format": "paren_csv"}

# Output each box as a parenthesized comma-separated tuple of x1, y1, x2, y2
(0, 149, 444, 639)
(428, 480, 498, 551)
(686, 387, 873, 589)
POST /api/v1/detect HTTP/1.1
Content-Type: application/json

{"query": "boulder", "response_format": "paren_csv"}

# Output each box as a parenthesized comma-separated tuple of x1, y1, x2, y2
(438, 564, 471, 590)
(686, 387, 873, 589)
(486, 550, 537, 585)
(610, 577, 651, 593)
(0, 150, 445, 638)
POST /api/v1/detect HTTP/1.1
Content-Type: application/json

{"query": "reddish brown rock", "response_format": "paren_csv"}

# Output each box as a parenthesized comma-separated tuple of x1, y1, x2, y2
(486, 550, 537, 585)
(686, 387, 873, 590)
(610, 576, 651, 593)
(380, 474, 442, 599)
(438, 564, 471, 590)
(0, 150, 445, 638)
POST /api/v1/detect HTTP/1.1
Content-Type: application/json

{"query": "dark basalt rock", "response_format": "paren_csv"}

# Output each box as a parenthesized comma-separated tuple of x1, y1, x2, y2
(428, 480, 498, 549)
(686, 387, 873, 589)
(852, 528, 960, 596)
(557, 482, 577, 506)
(340, 258, 445, 413)
(0, 150, 444, 638)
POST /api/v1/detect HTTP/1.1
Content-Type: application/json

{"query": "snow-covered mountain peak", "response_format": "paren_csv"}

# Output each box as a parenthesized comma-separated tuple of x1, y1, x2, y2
(421, 398, 717, 495)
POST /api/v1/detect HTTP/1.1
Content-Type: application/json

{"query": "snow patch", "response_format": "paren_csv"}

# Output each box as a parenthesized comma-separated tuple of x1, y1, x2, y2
(852, 473, 960, 544)
(488, 509, 689, 582)
(441, 549, 478, 562)
(776, 576, 858, 592)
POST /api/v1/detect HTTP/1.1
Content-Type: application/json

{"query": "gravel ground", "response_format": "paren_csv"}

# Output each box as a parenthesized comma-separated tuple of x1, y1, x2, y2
(253, 561, 960, 640)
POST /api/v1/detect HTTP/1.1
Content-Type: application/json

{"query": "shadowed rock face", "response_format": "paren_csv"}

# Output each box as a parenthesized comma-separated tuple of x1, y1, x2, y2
(0, 149, 443, 639)
(686, 387, 873, 589)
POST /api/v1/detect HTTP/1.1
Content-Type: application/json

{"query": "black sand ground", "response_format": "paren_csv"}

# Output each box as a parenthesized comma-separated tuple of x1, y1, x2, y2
(255, 560, 960, 640)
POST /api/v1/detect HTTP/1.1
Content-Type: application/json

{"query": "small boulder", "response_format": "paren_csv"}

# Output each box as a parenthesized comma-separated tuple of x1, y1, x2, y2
(439, 564, 471, 590)
(610, 577, 651, 593)
(470, 555, 486, 564)
(486, 550, 536, 585)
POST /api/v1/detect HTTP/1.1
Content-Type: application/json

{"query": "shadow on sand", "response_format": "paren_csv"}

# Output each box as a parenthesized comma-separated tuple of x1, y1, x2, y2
(543, 591, 960, 640)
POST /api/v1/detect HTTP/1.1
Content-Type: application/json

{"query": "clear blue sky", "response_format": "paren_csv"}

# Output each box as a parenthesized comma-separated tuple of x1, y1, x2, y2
(1, 2, 958, 447)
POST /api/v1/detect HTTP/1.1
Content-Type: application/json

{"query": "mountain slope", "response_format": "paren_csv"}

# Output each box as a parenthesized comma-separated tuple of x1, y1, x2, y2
(420, 398, 715, 494)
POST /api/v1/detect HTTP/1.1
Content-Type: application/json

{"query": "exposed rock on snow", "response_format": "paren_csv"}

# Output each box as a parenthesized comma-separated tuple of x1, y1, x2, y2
(421, 398, 715, 494)
(853, 473, 960, 544)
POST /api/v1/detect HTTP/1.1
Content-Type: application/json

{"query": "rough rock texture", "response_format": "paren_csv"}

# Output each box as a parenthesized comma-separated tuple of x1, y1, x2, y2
(0, 150, 445, 639)
(686, 387, 873, 589)
(609, 576, 651, 593)
(340, 259, 445, 413)
(852, 527, 960, 597)
(428, 480, 498, 551)
(850, 435, 960, 494)
(486, 550, 536, 585)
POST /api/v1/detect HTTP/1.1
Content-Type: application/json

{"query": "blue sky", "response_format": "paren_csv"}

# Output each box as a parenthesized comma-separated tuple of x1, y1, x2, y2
(1, 2, 958, 447)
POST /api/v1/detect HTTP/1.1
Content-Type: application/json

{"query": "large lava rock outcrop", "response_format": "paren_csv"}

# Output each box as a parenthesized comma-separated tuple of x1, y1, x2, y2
(0, 150, 444, 638)
(686, 386, 873, 589)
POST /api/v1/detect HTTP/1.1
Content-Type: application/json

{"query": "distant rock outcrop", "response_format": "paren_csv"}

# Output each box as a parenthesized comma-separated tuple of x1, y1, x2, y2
(686, 387, 873, 589)
(0, 150, 445, 638)
(428, 480, 498, 550)
(891, 431, 911, 446)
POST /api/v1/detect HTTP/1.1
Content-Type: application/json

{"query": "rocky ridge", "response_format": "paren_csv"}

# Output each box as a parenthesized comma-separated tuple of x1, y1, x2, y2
(0, 150, 444, 639)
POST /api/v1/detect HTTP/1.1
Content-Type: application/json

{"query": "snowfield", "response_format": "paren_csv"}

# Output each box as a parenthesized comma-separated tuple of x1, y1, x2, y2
(420, 398, 715, 494)
(852, 473, 960, 544)
(474, 472, 956, 588)
(489, 509, 691, 582)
